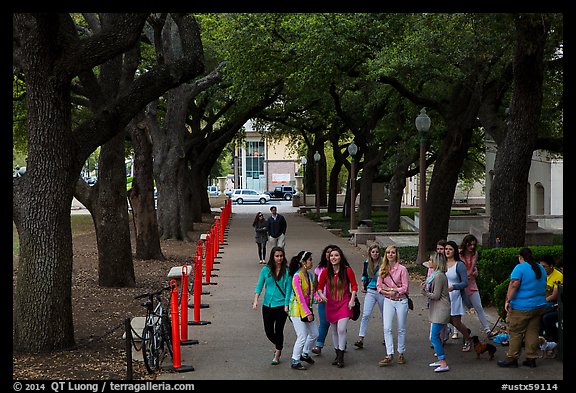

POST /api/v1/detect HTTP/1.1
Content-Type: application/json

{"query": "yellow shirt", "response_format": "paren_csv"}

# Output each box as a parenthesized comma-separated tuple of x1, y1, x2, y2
(545, 268, 563, 303)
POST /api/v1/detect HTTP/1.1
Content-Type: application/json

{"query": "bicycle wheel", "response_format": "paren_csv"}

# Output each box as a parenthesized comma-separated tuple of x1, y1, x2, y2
(161, 314, 173, 358)
(141, 325, 161, 373)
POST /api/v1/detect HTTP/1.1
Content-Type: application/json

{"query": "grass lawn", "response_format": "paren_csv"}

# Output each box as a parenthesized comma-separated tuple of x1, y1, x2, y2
(13, 214, 95, 256)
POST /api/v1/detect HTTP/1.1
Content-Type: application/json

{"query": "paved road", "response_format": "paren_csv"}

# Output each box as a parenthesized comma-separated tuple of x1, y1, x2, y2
(156, 206, 563, 383)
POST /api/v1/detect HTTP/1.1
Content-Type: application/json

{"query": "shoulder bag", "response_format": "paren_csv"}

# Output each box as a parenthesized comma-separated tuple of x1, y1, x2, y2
(345, 266, 361, 321)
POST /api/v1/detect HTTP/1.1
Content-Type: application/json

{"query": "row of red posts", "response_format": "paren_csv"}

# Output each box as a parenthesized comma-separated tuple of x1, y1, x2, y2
(166, 198, 232, 372)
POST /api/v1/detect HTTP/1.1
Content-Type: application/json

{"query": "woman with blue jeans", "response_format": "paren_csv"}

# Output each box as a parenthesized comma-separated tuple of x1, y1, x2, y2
(311, 244, 339, 355)
(354, 244, 384, 349)
(422, 251, 451, 373)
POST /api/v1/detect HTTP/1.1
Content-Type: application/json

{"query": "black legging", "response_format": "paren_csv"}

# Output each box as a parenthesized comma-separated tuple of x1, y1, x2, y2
(257, 242, 267, 260)
(262, 305, 288, 351)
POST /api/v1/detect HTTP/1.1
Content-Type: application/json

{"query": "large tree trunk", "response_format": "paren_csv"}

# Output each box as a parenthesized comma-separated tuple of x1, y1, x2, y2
(327, 161, 342, 213)
(387, 150, 414, 232)
(488, 14, 548, 247)
(424, 123, 474, 251)
(91, 133, 135, 287)
(127, 115, 165, 260)
(12, 40, 77, 351)
(13, 13, 204, 353)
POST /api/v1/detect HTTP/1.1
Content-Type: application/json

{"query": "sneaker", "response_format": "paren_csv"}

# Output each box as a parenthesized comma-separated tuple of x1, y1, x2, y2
(300, 354, 315, 364)
(378, 355, 393, 366)
(397, 353, 406, 364)
(311, 346, 322, 355)
(429, 362, 441, 367)
(291, 362, 306, 370)
(354, 339, 364, 349)
(451, 332, 459, 339)
(434, 365, 450, 372)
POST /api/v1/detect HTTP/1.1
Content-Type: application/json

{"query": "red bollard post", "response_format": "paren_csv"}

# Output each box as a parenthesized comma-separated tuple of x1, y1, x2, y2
(189, 252, 211, 326)
(204, 233, 212, 284)
(212, 225, 219, 263)
(180, 265, 198, 345)
(166, 279, 194, 372)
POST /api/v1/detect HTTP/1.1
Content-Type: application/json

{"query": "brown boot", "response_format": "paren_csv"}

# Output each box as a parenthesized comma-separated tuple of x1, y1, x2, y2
(332, 349, 340, 365)
(337, 348, 345, 368)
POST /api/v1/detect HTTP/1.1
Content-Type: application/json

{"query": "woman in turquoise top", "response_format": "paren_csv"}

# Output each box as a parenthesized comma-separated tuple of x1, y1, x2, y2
(354, 243, 384, 349)
(253, 246, 291, 365)
(498, 247, 547, 369)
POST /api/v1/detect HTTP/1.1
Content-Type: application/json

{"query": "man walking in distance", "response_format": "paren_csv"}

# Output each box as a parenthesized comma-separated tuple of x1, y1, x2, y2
(267, 206, 287, 249)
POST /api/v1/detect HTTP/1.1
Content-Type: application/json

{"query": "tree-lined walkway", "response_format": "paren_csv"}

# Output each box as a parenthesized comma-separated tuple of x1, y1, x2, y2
(158, 212, 563, 381)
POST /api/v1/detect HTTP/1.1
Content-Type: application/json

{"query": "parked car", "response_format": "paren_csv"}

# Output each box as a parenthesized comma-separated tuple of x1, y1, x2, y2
(207, 185, 220, 197)
(230, 189, 271, 204)
(265, 185, 296, 200)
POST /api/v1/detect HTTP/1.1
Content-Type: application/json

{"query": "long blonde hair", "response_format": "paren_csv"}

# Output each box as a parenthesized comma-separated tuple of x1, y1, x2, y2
(378, 245, 399, 279)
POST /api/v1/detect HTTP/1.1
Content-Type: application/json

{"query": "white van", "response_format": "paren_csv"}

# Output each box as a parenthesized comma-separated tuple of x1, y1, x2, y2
(207, 186, 220, 197)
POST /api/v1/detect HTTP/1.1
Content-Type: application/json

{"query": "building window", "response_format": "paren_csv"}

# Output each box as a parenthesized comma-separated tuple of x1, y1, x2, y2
(245, 141, 265, 191)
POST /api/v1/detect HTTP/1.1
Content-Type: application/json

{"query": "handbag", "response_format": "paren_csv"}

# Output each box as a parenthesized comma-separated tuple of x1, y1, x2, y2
(352, 295, 361, 321)
(407, 295, 414, 310)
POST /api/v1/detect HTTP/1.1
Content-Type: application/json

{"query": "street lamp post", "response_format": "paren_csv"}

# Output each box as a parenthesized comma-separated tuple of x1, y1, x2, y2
(348, 141, 358, 230)
(314, 151, 321, 218)
(301, 156, 307, 206)
(415, 108, 431, 264)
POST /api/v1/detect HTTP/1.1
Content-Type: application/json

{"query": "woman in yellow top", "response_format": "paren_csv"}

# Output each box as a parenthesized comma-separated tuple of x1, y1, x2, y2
(287, 251, 319, 370)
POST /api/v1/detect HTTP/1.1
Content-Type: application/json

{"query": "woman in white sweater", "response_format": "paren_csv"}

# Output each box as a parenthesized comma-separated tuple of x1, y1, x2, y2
(421, 251, 451, 373)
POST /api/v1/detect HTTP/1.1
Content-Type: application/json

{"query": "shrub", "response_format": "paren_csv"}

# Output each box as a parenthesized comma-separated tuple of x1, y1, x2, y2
(477, 245, 563, 307)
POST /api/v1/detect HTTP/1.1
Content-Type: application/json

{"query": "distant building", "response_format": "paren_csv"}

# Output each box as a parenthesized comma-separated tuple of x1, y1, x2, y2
(485, 138, 563, 216)
(231, 120, 300, 193)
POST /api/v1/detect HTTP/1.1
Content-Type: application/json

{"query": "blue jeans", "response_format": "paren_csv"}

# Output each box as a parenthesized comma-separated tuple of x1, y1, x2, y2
(315, 302, 329, 348)
(430, 323, 446, 360)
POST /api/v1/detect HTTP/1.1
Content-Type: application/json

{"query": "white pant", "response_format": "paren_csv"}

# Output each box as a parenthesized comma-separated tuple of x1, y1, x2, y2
(383, 297, 408, 355)
(359, 289, 385, 338)
(268, 233, 285, 249)
(467, 291, 491, 333)
(290, 317, 318, 362)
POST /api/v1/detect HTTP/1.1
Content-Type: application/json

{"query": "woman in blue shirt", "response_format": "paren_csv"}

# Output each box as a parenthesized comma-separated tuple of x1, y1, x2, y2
(498, 247, 547, 369)
(354, 243, 385, 349)
(253, 246, 291, 365)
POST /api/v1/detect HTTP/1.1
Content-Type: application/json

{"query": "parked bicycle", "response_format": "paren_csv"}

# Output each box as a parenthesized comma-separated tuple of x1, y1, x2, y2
(134, 285, 173, 373)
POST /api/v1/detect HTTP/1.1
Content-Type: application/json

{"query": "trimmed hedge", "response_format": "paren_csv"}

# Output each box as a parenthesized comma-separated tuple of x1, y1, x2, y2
(476, 245, 563, 313)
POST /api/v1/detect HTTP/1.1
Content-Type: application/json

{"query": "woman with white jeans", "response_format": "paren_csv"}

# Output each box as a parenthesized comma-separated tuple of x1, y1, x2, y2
(287, 251, 318, 370)
(377, 245, 409, 366)
(459, 235, 494, 337)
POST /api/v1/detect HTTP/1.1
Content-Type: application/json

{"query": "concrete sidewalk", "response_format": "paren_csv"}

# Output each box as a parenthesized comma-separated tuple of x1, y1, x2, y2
(157, 211, 563, 381)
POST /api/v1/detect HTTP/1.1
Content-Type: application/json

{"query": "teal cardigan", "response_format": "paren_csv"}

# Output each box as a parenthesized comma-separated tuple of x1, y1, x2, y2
(254, 265, 291, 308)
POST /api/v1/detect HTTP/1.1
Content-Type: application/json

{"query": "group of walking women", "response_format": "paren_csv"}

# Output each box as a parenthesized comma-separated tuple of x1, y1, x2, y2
(251, 233, 549, 373)
(252, 244, 358, 369)
(252, 242, 413, 370)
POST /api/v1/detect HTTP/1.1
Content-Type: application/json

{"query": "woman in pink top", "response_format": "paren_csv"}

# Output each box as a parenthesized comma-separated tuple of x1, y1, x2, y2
(316, 246, 358, 368)
(459, 234, 493, 337)
(377, 245, 409, 366)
